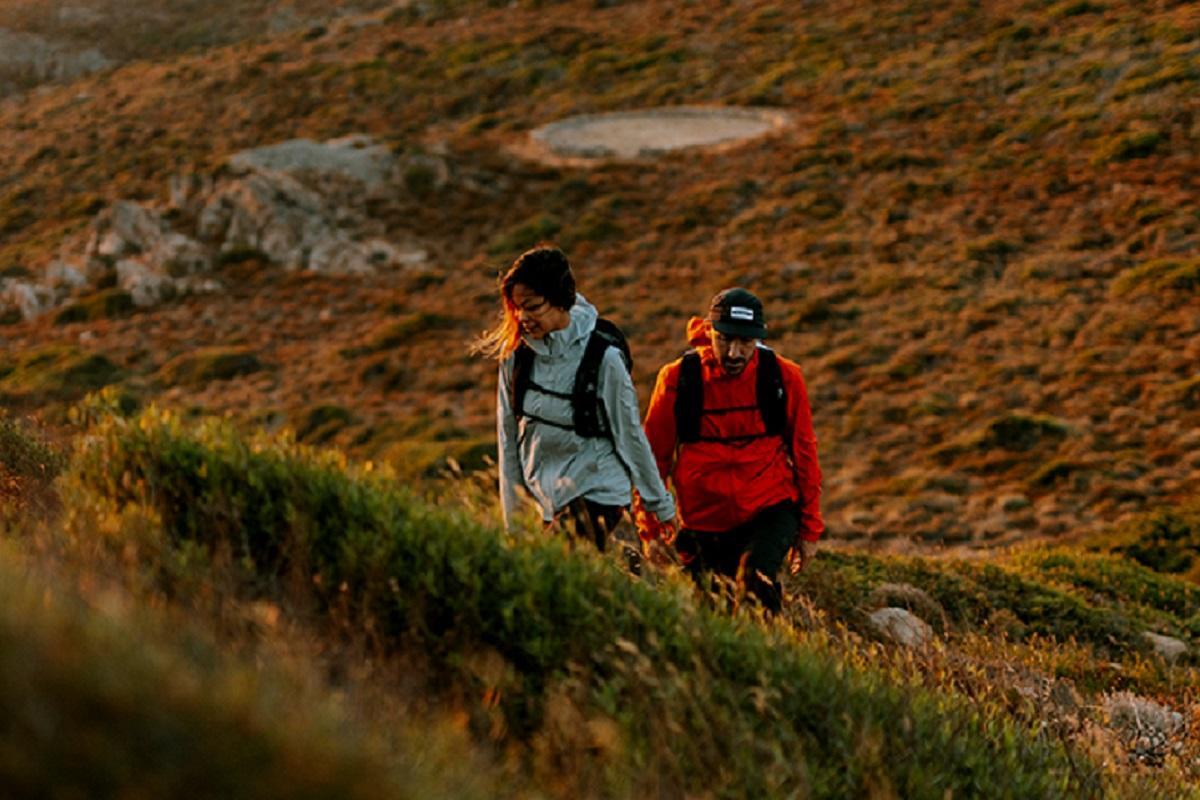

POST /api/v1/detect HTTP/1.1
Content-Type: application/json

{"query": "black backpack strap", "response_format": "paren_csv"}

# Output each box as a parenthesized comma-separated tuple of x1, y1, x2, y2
(573, 329, 614, 438)
(756, 348, 786, 437)
(511, 343, 535, 421)
(592, 318, 633, 372)
(674, 350, 703, 443)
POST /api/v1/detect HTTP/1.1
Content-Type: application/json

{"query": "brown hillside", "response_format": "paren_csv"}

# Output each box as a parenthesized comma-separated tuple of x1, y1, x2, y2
(0, 0, 1196, 548)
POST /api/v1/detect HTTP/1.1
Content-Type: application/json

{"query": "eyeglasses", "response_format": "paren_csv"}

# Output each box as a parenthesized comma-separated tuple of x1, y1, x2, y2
(516, 297, 553, 316)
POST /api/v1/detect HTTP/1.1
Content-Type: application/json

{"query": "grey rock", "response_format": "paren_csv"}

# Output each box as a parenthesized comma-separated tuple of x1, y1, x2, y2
(46, 261, 87, 290)
(1143, 632, 1188, 664)
(89, 201, 167, 258)
(2, 281, 54, 320)
(116, 261, 174, 308)
(868, 607, 933, 648)
(227, 136, 395, 188)
(0, 28, 112, 85)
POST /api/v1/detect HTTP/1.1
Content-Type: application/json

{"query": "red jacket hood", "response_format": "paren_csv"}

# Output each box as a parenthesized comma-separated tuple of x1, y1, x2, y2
(686, 316, 712, 353)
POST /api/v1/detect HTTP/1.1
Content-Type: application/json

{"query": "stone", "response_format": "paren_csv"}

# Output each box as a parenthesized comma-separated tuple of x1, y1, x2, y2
(46, 261, 87, 290)
(152, 233, 210, 277)
(116, 261, 175, 308)
(227, 135, 396, 188)
(1142, 632, 1188, 664)
(868, 607, 933, 648)
(0, 28, 111, 86)
(2, 281, 54, 320)
(89, 201, 167, 258)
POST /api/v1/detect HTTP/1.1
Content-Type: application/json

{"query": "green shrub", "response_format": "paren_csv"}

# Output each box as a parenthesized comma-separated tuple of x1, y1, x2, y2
(73, 409, 1096, 798)
(940, 413, 1073, 458)
(487, 214, 563, 256)
(0, 415, 65, 480)
(339, 314, 457, 358)
(296, 404, 355, 443)
(1111, 258, 1200, 296)
(790, 550, 1146, 655)
(1094, 130, 1165, 164)
(53, 289, 136, 325)
(1110, 505, 1200, 583)
(0, 346, 124, 401)
(159, 347, 264, 387)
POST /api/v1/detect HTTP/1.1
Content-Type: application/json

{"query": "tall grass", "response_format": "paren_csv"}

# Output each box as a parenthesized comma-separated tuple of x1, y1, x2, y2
(0, 546, 498, 800)
(72, 402, 1099, 798)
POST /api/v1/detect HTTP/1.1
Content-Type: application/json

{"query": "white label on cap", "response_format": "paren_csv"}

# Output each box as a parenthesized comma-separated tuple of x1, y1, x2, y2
(729, 306, 755, 321)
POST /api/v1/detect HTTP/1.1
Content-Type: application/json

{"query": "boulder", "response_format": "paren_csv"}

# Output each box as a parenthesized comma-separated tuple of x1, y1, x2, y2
(227, 135, 396, 189)
(0, 28, 111, 85)
(116, 261, 175, 308)
(88, 201, 167, 259)
(868, 607, 934, 648)
(46, 261, 87, 291)
(2, 281, 54, 320)
(1142, 632, 1188, 664)
(199, 171, 333, 268)
(151, 232, 210, 277)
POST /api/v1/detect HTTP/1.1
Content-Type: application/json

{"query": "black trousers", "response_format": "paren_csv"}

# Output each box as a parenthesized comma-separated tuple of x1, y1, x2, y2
(553, 497, 627, 552)
(673, 501, 798, 614)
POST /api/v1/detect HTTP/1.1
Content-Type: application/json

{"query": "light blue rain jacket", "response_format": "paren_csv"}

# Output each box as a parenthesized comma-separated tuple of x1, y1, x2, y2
(497, 294, 676, 529)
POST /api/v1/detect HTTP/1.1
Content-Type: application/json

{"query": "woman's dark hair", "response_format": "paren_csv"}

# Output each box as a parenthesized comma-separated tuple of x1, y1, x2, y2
(502, 246, 576, 310)
(472, 244, 576, 360)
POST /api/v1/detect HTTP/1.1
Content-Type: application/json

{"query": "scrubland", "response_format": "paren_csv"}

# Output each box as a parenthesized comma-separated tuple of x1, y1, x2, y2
(0, 0, 1197, 796)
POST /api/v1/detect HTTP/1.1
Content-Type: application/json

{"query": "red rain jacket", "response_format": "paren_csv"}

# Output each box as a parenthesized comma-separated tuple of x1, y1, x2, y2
(643, 318, 824, 541)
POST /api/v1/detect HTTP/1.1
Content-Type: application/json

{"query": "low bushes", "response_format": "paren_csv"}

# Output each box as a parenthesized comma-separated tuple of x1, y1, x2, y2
(158, 346, 264, 387)
(0, 555, 457, 800)
(74, 405, 1094, 798)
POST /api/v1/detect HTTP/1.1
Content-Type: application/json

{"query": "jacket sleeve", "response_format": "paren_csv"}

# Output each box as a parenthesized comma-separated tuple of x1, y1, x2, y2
(642, 360, 680, 485)
(598, 350, 676, 522)
(496, 359, 524, 530)
(782, 360, 825, 542)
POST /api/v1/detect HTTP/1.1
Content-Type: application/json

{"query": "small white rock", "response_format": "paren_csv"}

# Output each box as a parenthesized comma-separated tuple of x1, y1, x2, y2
(1143, 632, 1188, 664)
(868, 607, 933, 648)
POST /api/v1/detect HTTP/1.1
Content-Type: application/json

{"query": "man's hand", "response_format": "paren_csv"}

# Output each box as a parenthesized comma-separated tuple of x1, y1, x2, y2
(788, 538, 819, 575)
(645, 535, 680, 568)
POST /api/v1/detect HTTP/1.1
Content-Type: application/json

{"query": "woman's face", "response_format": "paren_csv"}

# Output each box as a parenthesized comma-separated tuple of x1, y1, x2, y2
(510, 283, 570, 339)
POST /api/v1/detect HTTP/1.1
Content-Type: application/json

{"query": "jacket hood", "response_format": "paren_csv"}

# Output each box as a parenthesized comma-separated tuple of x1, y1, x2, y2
(524, 293, 598, 356)
(686, 316, 716, 363)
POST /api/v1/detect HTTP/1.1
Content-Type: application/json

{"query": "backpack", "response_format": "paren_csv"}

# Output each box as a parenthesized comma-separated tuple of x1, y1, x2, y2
(511, 318, 633, 439)
(674, 347, 786, 444)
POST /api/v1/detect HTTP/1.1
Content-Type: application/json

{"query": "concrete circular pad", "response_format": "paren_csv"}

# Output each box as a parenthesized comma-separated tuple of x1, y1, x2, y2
(528, 106, 791, 160)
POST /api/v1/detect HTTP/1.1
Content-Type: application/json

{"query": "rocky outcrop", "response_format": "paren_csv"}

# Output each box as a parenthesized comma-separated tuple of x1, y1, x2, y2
(0, 28, 111, 88)
(227, 135, 395, 189)
(7, 136, 430, 322)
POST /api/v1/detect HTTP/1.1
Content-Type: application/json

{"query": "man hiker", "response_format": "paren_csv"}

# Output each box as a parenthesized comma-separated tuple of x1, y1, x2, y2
(638, 287, 823, 613)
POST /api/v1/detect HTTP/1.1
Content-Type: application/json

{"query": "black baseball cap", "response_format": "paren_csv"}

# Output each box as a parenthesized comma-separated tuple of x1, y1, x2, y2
(709, 287, 767, 339)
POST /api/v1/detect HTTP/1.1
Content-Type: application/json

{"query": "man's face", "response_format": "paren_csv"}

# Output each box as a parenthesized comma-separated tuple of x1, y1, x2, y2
(710, 327, 758, 376)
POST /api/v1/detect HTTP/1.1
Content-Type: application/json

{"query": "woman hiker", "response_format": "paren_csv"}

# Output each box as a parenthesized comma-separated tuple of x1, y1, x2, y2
(475, 245, 677, 567)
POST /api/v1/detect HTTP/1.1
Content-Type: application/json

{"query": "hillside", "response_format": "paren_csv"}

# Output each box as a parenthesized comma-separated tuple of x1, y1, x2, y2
(0, 1, 1198, 794)
(3, 402, 1198, 797)
(1, 0, 1196, 549)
